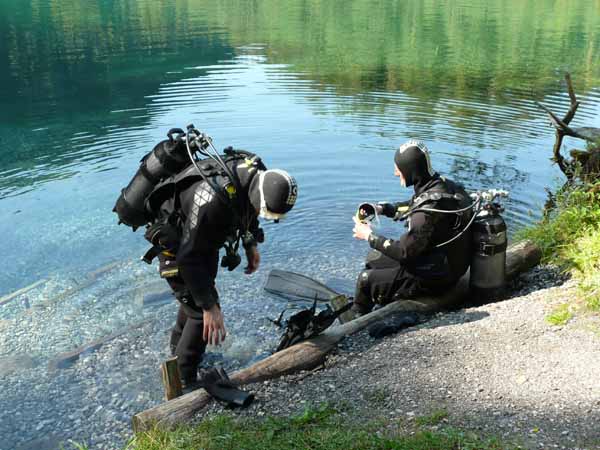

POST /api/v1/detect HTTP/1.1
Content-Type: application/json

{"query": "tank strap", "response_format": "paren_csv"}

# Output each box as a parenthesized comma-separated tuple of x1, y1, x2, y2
(478, 241, 507, 256)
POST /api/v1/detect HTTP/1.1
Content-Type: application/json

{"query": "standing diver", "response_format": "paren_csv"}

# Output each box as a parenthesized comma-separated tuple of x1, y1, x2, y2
(114, 126, 298, 390)
(351, 139, 473, 314)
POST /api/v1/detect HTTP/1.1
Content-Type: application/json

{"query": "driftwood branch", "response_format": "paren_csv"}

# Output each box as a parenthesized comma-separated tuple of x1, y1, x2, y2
(536, 74, 576, 176)
(132, 240, 541, 433)
(563, 73, 580, 124)
(534, 73, 600, 179)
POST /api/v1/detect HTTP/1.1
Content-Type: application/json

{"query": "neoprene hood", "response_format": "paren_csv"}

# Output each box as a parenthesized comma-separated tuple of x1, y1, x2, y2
(394, 139, 435, 187)
(249, 169, 298, 220)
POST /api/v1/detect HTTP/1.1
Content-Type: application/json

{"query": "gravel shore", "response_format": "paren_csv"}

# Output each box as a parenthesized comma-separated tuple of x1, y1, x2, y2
(2, 265, 599, 450)
(203, 266, 600, 450)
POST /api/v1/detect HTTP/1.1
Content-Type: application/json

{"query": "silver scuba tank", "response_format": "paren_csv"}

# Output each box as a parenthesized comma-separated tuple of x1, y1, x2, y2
(469, 209, 507, 299)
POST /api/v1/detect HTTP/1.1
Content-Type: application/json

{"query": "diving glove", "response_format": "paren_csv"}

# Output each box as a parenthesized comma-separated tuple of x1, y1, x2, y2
(198, 367, 254, 408)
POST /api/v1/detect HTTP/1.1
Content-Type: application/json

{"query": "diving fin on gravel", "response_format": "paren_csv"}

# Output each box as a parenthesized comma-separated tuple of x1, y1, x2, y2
(199, 367, 254, 408)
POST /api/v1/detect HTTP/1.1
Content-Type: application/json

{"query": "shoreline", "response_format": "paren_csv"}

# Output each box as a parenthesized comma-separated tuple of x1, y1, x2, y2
(182, 265, 599, 449)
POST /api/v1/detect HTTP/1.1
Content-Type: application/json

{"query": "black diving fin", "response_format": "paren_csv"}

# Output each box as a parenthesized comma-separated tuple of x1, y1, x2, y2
(275, 298, 355, 351)
(199, 367, 254, 408)
(264, 269, 340, 302)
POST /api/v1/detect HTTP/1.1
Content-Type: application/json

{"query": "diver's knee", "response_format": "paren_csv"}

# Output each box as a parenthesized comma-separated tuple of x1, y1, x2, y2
(356, 269, 371, 289)
(365, 250, 383, 268)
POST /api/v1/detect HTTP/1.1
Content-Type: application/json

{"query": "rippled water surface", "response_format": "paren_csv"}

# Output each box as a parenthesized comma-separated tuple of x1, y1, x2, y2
(1, 0, 600, 448)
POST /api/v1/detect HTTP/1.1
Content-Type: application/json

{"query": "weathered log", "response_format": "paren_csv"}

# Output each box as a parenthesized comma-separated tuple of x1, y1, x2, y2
(48, 319, 151, 370)
(0, 279, 47, 307)
(134, 281, 174, 309)
(331, 294, 356, 324)
(43, 261, 121, 306)
(161, 357, 183, 401)
(132, 240, 541, 432)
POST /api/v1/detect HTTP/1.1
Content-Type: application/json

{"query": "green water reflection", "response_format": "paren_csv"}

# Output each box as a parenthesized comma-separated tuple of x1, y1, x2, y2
(0, 0, 599, 195)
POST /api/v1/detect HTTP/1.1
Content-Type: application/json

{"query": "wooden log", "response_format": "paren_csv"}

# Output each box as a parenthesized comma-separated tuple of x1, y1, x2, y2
(48, 319, 151, 370)
(43, 261, 121, 306)
(161, 357, 183, 401)
(505, 239, 542, 280)
(331, 294, 355, 324)
(134, 281, 173, 309)
(132, 240, 541, 432)
(0, 279, 47, 307)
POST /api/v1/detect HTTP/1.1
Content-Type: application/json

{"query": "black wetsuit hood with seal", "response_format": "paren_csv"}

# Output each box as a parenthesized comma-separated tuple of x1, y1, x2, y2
(394, 139, 436, 190)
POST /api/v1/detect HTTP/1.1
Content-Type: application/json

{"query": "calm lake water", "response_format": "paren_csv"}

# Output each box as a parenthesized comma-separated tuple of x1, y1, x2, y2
(1, 0, 600, 295)
(1, 0, 599, 448)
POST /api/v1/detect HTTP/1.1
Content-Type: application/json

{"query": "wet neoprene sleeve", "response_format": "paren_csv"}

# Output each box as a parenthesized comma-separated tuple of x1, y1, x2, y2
(245, 216, 263, 248)
(379, 203, 397, 218)
(367, 210, 440, 263)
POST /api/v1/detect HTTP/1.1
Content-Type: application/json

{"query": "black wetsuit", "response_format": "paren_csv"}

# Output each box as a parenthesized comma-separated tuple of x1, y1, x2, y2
(149, 159, 263, 382)
(354, 174, 472, 313)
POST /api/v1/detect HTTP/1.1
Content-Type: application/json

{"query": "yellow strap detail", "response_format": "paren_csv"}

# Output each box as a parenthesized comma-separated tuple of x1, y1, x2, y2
(160, 268, 179, 278)
(226, 184, 237, 198)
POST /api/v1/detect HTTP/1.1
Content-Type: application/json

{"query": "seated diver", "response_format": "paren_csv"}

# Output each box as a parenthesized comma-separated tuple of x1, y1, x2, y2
(351, 139, 473, 315)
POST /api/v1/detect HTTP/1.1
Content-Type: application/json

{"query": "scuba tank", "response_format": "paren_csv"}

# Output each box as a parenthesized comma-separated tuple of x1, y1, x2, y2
(469, 192, 508, 300)
(113, 128, 191, 230)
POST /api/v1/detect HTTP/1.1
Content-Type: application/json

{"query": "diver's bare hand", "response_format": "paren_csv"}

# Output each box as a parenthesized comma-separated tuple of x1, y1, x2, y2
(244, 246, 260, 274)
(203, 304, 227, 345)
(352, 216, 373, 241)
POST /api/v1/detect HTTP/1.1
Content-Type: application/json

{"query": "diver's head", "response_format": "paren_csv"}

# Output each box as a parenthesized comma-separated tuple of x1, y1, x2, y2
(249, 169, 298, 220)
(394, 139, 435, 188)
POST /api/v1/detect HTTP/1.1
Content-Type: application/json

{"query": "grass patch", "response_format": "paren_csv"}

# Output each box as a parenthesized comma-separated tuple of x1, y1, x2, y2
(125, 404, 508, 450)
(517, 180, 600, 320)
(546, 303, 573, 326)
(415, 409, 449, 426)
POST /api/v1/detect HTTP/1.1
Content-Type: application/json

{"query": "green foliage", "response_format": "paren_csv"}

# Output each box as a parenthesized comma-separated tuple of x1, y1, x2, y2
(518, 180, 600, 317)
(546, 303, 573, 326)
(129, 405, 508, 450)
(518, 181, 600, 262)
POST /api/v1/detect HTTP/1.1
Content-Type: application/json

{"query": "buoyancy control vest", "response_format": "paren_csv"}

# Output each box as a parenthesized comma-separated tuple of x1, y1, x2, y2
(406, 182, 509, 295)
(403, 178, 474, 282)
(142, 149, 266, 268)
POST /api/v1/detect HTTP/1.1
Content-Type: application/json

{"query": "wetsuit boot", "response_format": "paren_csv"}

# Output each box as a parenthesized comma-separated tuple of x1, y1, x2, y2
(170, 306, 206, 389)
